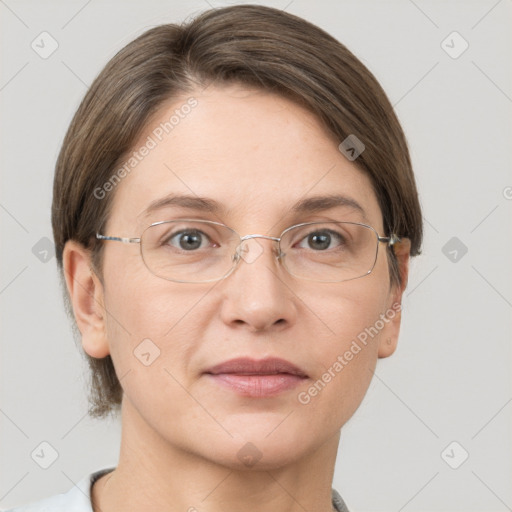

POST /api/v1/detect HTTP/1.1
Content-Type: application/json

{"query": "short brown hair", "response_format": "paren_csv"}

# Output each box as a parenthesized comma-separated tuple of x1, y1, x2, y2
(52, 4, 423, 418)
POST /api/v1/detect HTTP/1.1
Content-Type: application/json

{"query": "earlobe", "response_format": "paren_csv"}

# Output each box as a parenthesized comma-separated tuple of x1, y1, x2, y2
(379, 337, 397, 358)
(62, 240, 110, 359)
(378, 238, 411, 358)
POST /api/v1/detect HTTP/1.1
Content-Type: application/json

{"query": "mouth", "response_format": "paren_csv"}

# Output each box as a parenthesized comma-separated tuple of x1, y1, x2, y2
(204, 357, 308, 398)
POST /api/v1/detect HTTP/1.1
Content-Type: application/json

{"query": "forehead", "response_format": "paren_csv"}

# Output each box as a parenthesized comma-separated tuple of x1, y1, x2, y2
(107, 84, 383, 233)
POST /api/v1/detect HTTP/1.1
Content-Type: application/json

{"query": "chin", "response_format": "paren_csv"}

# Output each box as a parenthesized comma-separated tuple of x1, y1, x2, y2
(193, 424, 313, 470)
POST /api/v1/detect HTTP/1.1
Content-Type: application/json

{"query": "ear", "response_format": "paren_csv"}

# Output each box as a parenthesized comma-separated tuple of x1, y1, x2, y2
(62, 240, 110, 358)
(378, 238, 411, 358)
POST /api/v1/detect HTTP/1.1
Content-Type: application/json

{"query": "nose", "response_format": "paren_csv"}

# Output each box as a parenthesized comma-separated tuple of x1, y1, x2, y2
(218, 236, 297, 333)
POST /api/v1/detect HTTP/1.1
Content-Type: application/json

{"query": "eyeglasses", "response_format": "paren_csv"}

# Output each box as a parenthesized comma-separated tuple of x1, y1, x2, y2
(96, 219, 401, 284)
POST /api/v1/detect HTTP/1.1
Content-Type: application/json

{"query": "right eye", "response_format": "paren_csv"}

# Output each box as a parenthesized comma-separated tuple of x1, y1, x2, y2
(164, 229, 212, 251)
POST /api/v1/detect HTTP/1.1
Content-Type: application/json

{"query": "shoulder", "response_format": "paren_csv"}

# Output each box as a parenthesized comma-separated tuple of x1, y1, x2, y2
(3, 467, 115, 512)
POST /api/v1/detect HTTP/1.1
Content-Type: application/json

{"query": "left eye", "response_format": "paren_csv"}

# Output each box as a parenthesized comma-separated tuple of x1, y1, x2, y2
(296, 230, 346, 251)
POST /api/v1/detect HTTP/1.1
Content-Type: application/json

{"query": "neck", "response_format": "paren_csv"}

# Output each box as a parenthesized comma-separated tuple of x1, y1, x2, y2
(92, 397, 341, 512)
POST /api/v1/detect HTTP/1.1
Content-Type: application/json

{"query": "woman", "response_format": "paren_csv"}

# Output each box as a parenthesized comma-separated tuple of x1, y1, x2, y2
(8, 4, 422, 511)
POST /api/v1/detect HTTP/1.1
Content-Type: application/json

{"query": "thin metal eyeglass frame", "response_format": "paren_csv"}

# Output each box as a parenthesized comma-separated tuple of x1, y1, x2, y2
(96, 219, 402, 283)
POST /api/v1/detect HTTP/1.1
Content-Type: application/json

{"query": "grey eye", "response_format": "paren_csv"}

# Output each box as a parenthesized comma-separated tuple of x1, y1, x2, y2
(296, 230, 345, 251)
(166, 230, 209, 251)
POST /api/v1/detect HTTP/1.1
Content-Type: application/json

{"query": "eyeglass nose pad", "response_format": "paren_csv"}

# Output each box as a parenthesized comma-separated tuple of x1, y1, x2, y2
(236, 237, 265, 265)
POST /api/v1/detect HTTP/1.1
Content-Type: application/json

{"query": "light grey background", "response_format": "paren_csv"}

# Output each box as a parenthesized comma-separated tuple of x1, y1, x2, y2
(1, 0, 511, 510)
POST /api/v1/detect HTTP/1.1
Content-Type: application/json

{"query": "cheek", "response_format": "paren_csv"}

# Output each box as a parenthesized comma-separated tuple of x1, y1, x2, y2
(309, 271, 390, 350)
(102, 246, 204, 339)
(100, 260, 200, 384)
(296, 279, 390, 422)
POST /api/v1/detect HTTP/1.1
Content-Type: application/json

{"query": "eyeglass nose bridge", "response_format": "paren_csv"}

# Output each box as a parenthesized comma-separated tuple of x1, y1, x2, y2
(234, 233, 283, 266)
(239, 234, 281, 242)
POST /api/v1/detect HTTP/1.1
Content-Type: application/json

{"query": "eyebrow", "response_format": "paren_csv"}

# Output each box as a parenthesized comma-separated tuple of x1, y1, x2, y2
(291, 194, 367, 219)
(141, 195, 227, 217)
(140, 193, 367, 221)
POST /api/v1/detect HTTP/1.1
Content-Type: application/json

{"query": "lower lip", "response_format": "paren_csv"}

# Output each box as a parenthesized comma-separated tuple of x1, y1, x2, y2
(206, 373, 306, 397)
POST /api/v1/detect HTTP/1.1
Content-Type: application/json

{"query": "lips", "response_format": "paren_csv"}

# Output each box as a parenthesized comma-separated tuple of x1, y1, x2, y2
(205, 357, 308, 378)
(204, 357, 308, 397)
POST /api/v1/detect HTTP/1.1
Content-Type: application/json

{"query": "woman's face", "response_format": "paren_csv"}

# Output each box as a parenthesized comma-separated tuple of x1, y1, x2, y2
(87, 83, 405, 468)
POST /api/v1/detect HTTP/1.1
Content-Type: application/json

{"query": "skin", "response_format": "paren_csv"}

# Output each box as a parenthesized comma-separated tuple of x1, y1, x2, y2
(64, 83, 410, 512)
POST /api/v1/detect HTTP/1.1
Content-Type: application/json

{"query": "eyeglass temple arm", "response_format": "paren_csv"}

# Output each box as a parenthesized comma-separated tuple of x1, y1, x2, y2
(378, 234, 402, 246)
(96, 234, 141, 244)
